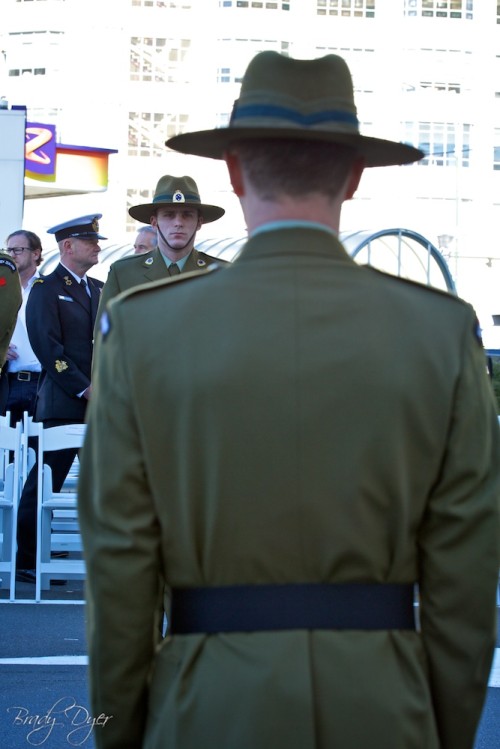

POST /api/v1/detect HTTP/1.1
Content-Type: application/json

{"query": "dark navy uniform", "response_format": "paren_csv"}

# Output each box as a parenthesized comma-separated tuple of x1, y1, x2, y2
(27, 265, 102, 421)
(16, 215, 104, 579)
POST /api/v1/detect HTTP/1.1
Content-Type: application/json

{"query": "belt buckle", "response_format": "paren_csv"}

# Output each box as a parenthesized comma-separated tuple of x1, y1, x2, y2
(17, 371, 31, 381)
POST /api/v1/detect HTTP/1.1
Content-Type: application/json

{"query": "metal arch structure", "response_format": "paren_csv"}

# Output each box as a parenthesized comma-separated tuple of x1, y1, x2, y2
(197, 228, 457, 294)
(37, 228, 456, 293)
(340, 228, 457, 294)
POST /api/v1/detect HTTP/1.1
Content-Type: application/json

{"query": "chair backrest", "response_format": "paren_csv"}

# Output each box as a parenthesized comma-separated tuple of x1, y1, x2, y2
(0, 420, 22, 600)
(35, 422, 87, 505)
(38, 423, 87, 454)
(34, 422, 87, 601)
(0, 420, 22, 495)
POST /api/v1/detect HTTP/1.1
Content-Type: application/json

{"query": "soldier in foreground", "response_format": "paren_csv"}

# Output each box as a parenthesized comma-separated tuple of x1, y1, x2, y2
(79, 52, 500, 749)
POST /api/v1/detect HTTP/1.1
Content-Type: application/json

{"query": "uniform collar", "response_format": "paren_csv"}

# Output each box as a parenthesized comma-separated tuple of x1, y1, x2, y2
(251, 220, 338, 238)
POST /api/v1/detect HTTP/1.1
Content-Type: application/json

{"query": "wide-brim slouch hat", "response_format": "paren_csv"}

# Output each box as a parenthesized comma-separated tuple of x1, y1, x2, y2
(129, 175, 225, 224)
(166, 51, 424, 168)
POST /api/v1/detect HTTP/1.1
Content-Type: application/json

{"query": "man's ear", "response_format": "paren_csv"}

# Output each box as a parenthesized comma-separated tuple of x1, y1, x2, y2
(345, 157, 365, 200)
(224, 150, 245, 197)
(150, 215, 158, 228)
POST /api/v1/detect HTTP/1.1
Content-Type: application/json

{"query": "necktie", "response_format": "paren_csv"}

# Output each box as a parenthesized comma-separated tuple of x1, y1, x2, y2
(169, 263, 180, 276)
(78, 278, 91, 309)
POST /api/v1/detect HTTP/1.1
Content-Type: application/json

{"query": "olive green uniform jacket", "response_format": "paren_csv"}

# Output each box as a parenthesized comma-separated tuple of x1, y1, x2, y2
(95, 246, 229, 332)
(0, 252, 22, 373)
(79, 227, 500, 749)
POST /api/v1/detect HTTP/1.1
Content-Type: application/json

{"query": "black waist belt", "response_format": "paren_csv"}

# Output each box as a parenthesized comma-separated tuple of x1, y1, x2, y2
(8, 371, 40, 382)
(170, 582, 416, 634)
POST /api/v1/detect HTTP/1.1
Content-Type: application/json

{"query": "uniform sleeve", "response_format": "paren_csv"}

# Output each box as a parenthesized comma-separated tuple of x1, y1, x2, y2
(0, 254, 22, 369)
(418, 308, 500, 749)
(78, 301, 162, 749)
(94, 265, 121, 338)
(26, 280, 90, 396)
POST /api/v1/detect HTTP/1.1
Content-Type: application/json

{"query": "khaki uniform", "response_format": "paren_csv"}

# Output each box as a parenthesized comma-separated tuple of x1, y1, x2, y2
(79, 228, 500, 749)
(95, 247, 229, 332)
(0, 252, 22, 373)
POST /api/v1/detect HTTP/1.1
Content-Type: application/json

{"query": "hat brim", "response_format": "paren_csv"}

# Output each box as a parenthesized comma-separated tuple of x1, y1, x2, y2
(129, 202, 225, 224)
(166, 129, 424, 168)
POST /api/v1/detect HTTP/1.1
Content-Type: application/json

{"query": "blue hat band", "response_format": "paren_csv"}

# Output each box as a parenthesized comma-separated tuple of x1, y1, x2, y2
(230, 103, 359, 130)
(154, 192, 201, 204)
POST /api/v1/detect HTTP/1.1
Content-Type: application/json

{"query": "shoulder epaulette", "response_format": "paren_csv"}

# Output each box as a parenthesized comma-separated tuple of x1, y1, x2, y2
(365, 265, 464, 305)
(112, 251, 155, 269)
(119, 262, 222, 302)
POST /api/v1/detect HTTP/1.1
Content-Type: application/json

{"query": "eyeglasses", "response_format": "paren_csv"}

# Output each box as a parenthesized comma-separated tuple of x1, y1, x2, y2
(4, 247, 31, 255)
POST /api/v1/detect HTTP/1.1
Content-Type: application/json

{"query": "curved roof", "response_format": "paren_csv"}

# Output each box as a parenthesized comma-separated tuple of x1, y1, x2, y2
(38, 228, 456, 293)
(340, 228, 456, 293)
(197, 228, 456, 293)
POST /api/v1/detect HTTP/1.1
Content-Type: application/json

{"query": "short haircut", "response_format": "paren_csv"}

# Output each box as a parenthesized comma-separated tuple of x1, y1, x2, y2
(7, 229, 43, 266)
(233, 139, 358, 201)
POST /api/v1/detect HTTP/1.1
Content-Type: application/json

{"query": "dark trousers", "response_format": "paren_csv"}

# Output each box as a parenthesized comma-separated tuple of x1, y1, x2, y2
(5, 373, 40, 425)
(16, 418, 81, 570)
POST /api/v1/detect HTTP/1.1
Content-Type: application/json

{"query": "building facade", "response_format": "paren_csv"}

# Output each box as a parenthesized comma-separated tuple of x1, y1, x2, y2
(1, 0, 499, 314)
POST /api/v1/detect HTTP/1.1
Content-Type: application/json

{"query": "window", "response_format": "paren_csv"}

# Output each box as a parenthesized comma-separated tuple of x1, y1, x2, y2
(9, 67, 46, 76)
(315, 46, 376, 94)
(494, 129, 500, 170)
(128, 111, 188, 157)
(419, 81, 461, 94)
(126, 188, 154, 231)
(219, 1, 290, 8)
(6, 30, 63, 80)
(131, 1, 189, 7)
(316, 0, 375, 18)
(401, 48, 472, 98)
(216, 112, 231, 127)
(130, 37, 191, 83)
(8, 30, 64, 42)
(217, 38, 289, 84)
(404, 0, 473, 19)
(28, 107, 61, 124)
(402, 121, 471, 167)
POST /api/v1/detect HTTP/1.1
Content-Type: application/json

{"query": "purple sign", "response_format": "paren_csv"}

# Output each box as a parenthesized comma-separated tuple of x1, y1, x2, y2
(25, 122, 57, 177)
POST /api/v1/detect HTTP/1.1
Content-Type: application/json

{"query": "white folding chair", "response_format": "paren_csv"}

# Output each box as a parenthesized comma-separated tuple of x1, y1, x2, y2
(0, 420, 22, 599)
(33, 422, 87, 601)
(21, 413, 37, 488)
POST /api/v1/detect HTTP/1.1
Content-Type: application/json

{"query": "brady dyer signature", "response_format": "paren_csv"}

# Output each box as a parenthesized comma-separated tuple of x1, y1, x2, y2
(7, 696, 113, 745)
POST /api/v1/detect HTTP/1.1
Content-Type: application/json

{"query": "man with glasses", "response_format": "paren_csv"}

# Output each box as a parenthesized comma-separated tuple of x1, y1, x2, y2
(0, 230, 43, 425)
